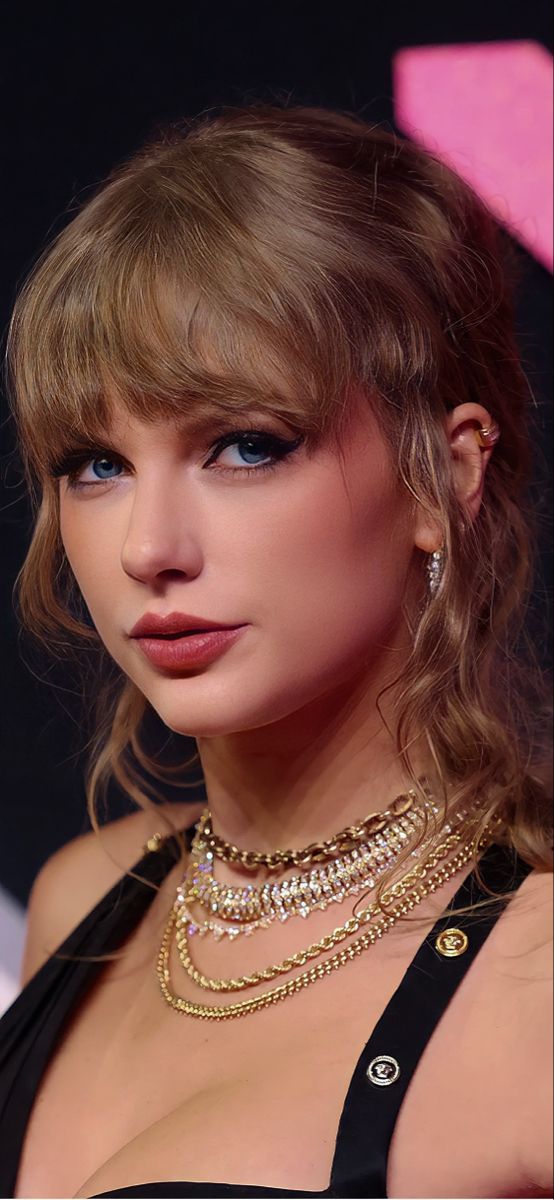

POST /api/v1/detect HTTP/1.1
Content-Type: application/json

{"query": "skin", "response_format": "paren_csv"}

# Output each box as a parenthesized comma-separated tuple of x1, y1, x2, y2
(58, 388, 495, 852)
(18, 391, 548, 1200)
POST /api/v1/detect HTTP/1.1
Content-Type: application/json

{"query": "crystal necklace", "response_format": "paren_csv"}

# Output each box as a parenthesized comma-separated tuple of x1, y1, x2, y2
(182, 794, 440, 939)
(157, 815, 496, 1019)
(175, 802, 471, 993)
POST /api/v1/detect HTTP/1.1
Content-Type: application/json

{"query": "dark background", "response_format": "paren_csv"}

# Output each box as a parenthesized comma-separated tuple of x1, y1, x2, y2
(1, 1, 552, 906)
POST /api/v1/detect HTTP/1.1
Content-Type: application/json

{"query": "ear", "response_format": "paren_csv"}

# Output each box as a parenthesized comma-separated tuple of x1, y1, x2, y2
(414, 402, 499, 553)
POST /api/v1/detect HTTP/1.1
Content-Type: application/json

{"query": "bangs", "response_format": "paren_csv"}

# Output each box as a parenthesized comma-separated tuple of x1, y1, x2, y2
(7, 156, 359, 483)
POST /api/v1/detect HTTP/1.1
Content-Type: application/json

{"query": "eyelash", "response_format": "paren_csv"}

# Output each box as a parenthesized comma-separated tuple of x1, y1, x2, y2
(52, 428, 304, 492)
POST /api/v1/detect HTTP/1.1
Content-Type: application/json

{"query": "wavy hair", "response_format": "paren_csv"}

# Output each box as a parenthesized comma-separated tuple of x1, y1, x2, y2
(6, 103, 552, 955)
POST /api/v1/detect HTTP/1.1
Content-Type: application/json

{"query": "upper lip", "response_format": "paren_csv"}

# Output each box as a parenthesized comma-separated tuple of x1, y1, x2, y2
(129, 611, 244, 638)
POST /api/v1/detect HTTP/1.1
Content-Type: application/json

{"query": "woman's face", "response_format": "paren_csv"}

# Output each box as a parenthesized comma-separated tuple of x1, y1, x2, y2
(58, 389, 418, 738)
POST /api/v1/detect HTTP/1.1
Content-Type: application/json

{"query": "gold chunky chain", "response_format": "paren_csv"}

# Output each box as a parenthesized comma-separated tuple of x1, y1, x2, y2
(157, 824, 495, 1019)
(201, 785, 428, 870)
(185, 803, 432, 928)
(175, 826, 465, 991)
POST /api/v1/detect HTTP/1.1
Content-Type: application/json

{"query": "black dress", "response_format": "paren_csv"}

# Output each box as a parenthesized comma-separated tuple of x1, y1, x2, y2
(0, 824, 532, 1199)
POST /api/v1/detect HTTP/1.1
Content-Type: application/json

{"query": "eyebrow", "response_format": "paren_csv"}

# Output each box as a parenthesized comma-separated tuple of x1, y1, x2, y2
(101, 405, 281, 443)
(174, 408, 273, 434)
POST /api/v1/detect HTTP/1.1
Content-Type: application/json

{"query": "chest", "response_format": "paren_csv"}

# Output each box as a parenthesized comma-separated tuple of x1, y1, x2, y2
(13, 912, 540, 1200)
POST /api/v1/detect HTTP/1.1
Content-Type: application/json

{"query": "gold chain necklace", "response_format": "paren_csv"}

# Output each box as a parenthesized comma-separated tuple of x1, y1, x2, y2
(177, 814, 417, 941)
(184, 800, 435, 929)
(157, 821, 495, 1019)
(175, 819, 467, 992)
(200, 781, 432, 870)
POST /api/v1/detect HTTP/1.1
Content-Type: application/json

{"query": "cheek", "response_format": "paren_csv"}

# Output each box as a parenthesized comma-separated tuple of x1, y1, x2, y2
(255, 471, 412, 665)
(59, 504, 118, 624)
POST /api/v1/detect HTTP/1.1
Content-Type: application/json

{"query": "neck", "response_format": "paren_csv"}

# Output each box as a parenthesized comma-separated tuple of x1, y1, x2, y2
(196, 669, 442, 856)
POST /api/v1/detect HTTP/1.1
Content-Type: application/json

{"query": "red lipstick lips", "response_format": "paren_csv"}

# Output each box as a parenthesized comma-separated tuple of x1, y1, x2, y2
(129, 612, 248, 670)
(129, 611, 243, 638)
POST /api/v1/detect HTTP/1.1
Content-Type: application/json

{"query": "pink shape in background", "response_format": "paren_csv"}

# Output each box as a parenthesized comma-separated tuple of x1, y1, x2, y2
(393, 40, 553, 272)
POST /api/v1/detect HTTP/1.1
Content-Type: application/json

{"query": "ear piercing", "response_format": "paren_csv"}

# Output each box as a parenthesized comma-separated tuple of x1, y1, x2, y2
(474, 421, 500, 448)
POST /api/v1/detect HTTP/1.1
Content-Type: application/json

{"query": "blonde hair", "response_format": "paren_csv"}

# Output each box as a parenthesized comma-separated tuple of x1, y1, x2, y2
(6, 103, 552, 952)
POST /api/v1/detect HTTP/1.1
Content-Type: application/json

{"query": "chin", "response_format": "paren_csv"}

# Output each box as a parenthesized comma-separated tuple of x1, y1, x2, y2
(149, 687, 305, 740)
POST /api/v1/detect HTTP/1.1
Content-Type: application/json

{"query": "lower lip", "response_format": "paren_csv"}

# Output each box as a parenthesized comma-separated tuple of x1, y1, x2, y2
(133, 626, 247, 669)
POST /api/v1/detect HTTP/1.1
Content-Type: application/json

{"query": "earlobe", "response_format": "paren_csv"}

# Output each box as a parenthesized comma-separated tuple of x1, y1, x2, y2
(413, 498, 444, 554)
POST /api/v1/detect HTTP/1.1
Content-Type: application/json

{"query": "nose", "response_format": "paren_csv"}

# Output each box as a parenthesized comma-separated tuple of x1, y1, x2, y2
(120, 475, 204, 584)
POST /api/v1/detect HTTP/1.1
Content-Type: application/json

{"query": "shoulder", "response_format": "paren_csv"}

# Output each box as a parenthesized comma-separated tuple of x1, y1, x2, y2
(501, 866, 553, 956)
(497, 869, 553, 1194)
(19, 800, 204, 988)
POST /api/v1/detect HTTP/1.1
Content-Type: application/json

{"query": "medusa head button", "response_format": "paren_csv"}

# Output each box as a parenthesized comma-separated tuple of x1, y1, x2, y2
(435, 927, 469, 957)
(366, 1055, 401, 1087)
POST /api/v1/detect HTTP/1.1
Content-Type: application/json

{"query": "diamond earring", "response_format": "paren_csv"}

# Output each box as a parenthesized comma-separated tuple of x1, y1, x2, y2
(427, 548, 444, 596)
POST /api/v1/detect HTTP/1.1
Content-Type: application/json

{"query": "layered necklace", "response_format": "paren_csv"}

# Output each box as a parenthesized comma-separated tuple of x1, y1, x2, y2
(181, 788, 435, 938)
(155, 780, 495, 1020)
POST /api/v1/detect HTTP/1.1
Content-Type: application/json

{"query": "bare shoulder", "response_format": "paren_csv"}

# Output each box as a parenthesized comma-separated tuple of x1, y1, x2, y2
(498, 869, 553, 1194)
(19, 800, 204, 988)
(492, 867, 553, 995)
(501, 866, 553, 961)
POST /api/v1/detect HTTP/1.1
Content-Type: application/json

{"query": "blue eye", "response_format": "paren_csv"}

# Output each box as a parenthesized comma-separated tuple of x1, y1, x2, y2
(52, 429, 304, 491)
(85, 456, 122, 482)
(205, 430, 302, 474)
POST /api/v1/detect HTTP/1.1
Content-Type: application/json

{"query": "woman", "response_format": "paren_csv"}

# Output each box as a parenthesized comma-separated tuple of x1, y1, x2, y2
(0, 103, 551, 1199)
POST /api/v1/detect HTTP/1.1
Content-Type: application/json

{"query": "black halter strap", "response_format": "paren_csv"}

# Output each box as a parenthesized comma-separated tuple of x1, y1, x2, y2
(328, 842, 533, 1197)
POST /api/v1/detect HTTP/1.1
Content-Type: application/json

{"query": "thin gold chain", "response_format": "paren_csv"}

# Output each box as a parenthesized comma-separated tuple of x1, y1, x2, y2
(201, 784, 430, 870)
(157, 826, 494, 1019)
(175, 827, 465, 991)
